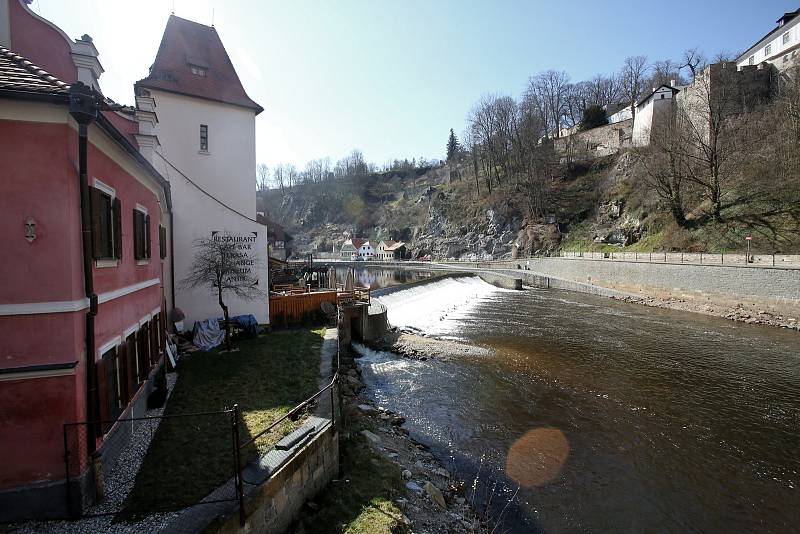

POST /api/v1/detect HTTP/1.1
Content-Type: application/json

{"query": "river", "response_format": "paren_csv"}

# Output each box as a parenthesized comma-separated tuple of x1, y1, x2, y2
(352, 274, 800, 533)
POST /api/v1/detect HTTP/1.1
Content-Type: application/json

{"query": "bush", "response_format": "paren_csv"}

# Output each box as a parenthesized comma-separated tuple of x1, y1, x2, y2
(580, 105, 609, 131)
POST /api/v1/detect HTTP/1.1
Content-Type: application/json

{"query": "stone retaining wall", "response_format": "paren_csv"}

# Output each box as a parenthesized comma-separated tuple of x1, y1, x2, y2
(506, 258, 800, 313)
(210, 418, 339, 534)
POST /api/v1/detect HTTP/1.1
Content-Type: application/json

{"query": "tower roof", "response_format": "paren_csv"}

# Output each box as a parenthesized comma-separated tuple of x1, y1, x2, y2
(136, 15, 263, 114)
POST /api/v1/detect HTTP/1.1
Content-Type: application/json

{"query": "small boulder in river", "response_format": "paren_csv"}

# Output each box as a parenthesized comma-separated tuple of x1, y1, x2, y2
(425, 481, 447, 509)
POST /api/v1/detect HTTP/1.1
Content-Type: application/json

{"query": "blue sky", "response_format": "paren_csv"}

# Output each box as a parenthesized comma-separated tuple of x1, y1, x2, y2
(35, 0, 797, 169)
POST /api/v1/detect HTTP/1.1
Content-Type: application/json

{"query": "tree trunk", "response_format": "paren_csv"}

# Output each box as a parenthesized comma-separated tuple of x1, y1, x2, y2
(219, 289, 231, 351)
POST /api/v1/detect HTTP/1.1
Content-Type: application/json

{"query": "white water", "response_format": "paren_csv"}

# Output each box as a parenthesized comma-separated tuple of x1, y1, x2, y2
(375, 276, 507, 337)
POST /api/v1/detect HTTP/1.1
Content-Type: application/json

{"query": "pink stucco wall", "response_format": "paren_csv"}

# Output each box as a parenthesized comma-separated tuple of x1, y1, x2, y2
(0, 118, 165, 489)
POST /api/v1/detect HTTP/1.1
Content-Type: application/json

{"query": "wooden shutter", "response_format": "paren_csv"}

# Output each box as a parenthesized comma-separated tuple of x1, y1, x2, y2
(144, 214, 151, 259)
(126, 335, 138, 400)
(133, 210, 143, 260)
(112, 197, 122, 260)
(118, 342, 129, 404)
(96, 358, 109, 425)
(90, 187, 103, 259)
(159, 225, 167, 259)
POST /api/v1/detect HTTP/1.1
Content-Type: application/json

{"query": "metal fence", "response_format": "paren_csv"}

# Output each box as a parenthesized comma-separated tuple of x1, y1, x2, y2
(60, 334, 341, 526)
(63, 409, 238, 520)
(558, 250, 800, 268)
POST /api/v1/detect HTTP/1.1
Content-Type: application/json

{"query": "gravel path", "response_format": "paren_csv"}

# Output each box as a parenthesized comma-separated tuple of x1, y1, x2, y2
(12, 373, 179, 534)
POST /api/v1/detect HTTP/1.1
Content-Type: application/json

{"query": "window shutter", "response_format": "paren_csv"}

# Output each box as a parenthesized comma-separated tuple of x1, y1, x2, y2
(96, 358, 109, 425)
(159, 225, 167, 259)
(90, 187, 103, 259)
(144, 214, 151, 259)
(117, 342, 129, 403)
(133, 210, 140, 260)
(112, 197, 122, 260)
(125, 336, 137, 401)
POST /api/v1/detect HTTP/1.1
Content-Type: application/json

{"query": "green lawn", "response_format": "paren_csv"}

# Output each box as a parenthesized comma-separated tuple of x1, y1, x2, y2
(120, 328, 324, 516)
(295, 422, 407, 534)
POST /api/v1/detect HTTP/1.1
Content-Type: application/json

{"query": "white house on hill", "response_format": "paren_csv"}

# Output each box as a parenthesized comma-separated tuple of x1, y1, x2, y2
(737, 9, 799, 73)
(632, 84, 679, 146)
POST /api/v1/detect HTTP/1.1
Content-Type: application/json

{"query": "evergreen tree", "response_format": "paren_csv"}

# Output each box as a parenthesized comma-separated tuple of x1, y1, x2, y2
(579, 105, 609, 131)
(446, 128, 461, 163)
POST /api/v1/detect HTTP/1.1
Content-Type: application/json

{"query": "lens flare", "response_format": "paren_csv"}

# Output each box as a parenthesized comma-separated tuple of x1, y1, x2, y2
(506, 427, 570, 487)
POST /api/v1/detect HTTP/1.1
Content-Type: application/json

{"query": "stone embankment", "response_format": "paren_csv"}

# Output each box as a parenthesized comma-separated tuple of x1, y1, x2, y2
(338, 349, 488, 533)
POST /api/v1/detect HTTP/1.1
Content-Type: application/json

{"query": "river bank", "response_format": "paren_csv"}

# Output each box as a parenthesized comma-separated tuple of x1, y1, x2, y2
(332, 349, 488, 533)
(610, 294, 800, 330)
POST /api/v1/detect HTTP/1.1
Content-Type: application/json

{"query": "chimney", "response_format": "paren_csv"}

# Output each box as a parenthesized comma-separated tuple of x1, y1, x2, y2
(71, 34, 104, 91)
(669, 79, 676, 87)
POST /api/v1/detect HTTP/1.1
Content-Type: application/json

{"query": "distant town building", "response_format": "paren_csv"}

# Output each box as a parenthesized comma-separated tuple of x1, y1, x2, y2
(737, 9, 800, 73)
(257, 214, 294, 261)
(376, 240, 408, 260)
(340, 238, 364, 259)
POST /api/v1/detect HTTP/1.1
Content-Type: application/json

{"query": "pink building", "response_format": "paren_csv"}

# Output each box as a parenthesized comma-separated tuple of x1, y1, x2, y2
(0, 0, 173, 519)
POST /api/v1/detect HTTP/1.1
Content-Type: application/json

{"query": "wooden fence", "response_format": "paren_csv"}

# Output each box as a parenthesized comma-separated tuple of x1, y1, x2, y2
(269, 291, 337, 325)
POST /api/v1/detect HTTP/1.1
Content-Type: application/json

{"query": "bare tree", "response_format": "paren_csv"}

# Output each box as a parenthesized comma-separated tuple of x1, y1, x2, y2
(181, 235, 263, 351)
(680, 48, 706, 81)
(620, 55, 649, 118)
(256, 163, 270, 192)
(635, 114, 691, 227)
(651, 59, 683, 88)
(527, 70, 571, 137)
(587, 74, 622, 109)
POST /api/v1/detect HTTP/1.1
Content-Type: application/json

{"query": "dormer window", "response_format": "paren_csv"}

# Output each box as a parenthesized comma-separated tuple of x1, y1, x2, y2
(190, 64, 207, 77)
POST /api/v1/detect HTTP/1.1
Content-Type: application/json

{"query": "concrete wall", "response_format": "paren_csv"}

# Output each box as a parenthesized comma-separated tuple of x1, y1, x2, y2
(214, 419, 339, 534)
(507, 257, 800, 314)
(151, 156, 270, 327)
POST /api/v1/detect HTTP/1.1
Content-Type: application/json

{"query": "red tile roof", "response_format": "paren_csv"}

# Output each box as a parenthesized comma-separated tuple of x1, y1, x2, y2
(136, 15, 263, 114)
(0, 46, 70, 95)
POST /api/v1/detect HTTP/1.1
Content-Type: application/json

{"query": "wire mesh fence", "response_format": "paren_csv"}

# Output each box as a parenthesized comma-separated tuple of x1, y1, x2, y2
(64, 409, 239, 520)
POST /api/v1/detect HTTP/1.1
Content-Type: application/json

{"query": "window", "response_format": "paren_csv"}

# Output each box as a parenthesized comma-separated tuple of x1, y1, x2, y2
(159, 225, 167, 259)
(190, 64, 207, 77)
(765, 43, 772, 56)
(98, 347, 123, 423)
(90, 184, 122, 260)
(200, 124, 209, 152)
(748, 55, 754, 65)
(133, 208, 151, 261)
(783, 32, 791, 45)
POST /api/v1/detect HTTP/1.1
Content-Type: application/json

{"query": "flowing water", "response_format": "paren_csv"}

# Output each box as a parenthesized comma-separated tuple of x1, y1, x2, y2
(356, 275, 800, 533)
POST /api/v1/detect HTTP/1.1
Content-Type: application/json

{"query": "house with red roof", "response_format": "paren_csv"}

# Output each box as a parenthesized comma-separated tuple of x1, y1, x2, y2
(0, 0, 269, 519)
(0, 0, 173, 520)
(133, 14, 269, 327)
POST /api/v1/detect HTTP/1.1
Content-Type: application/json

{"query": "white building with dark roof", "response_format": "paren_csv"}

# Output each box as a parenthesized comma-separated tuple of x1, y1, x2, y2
(737, 9, 800, 73)
(134, 15, 269, 326)
(632, 84, 680, 146)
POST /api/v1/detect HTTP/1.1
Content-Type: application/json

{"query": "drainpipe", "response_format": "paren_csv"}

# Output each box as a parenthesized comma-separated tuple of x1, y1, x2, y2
(69, 83, 99, 451)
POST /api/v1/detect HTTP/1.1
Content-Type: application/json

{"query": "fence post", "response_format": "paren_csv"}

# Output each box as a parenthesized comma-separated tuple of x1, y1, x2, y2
(63, 424, 74, 519)
(721, 253, 724, 265)
(773, 254, 775, 267)
(231, 404, 245, 527)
